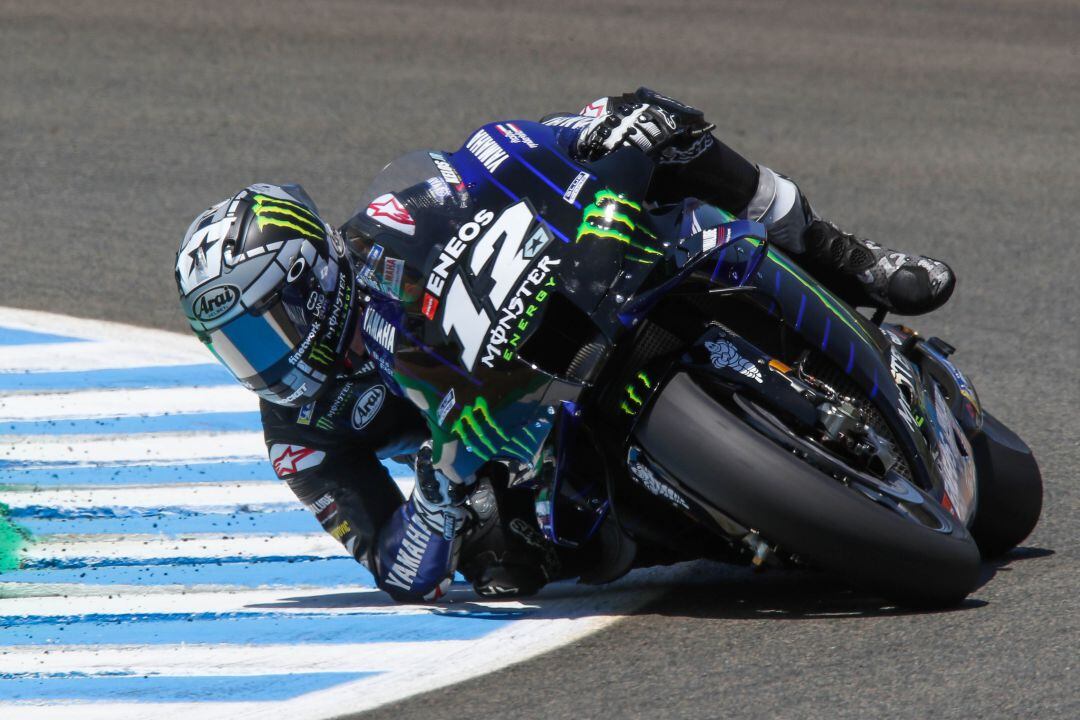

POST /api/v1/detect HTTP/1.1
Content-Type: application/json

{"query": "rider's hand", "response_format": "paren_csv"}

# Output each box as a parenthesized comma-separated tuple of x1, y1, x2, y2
(576, 101, 682, 161)
(576, 88, 716, 162)
(413, 441, 471, 537)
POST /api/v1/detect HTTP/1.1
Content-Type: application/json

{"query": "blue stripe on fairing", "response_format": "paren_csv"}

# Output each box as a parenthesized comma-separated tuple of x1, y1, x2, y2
(2, 556, 372, 588)
(0, 411, 262, 436)
(0, 609, 517, 646)
(0, 326, 84, 345)
(0, 458, 413, 487)
(459, 152, 572, 244)
(16, 508, 317, 536)
(0, 363, 235, 391)
(0, 672, 377, 702)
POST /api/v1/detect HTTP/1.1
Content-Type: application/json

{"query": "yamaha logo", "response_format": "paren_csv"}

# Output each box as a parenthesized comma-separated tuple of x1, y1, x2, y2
(193, 284, 240, 321)
(351, 385, 386, 430)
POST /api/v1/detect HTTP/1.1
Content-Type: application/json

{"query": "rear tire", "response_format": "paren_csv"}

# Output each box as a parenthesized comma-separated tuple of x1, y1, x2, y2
(635, 372, 981, 607)
(969, 412, 1043, 558)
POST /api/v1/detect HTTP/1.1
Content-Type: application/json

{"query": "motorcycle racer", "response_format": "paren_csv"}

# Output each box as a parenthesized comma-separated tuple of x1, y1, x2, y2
(174, 89, 955, 603)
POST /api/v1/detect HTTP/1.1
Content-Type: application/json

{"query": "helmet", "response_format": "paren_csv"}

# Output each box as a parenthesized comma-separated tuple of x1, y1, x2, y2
(175, 183, 358, 407)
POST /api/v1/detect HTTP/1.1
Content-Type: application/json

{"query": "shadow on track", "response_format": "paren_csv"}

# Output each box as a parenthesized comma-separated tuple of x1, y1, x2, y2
(244, 546, 1052, 621)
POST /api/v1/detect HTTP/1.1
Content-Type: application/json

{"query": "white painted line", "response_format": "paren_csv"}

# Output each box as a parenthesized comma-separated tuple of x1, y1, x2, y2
(1, 431, 267, 462)
(0, 307, 667, 719)
(1, 478, 414, 511)
(0, 482, 298, 510)
(0, 308, 209, 356)
(0, 340, 205, 374)
(21, 534, 345, 562)
(0, 567, 690, 720)
(0, 386, 257, 421)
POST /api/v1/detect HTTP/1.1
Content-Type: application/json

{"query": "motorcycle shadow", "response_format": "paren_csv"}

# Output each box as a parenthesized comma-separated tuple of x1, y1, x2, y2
(973, 545, 1054, 591)
(244, 547, 1051, 620)
(640, 545, 1054, 621)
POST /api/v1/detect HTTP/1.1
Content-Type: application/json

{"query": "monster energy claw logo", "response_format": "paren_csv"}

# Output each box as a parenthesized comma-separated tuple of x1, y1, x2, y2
(451, 396, 537, 463)
(576, 189, 661, 261)
(621, 371, 653, 416)
(251, 194, 324, 241)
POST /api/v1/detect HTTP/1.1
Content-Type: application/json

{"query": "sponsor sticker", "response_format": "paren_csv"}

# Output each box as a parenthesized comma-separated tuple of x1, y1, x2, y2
(362, 306, 396, 353)
(382, 256, 405, 298)
(495, 122, 538, 148)
(351, 384, 386, 430)
(701, 227, 719, 251)
(429, 152, 462, 186)
(296, 402, 315, 426)
(628, 461, 690, 509)
(437, 387, 456, 426)
(192, 284, 240, 322)
(366, 193, 416, 236)
(269, 444, 326, 478)
(424, 207, 496, 301)
(466, 129, 509, 173)
(421, 292, 440, 320)
(705, 338, 763, 383)
(562, 171, 590, 205)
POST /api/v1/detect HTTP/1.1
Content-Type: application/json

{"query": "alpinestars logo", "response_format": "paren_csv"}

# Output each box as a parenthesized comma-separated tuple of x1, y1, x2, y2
(579, 97, 609, 118)
(466, 130, 508, 173)
(269, 444, 326, 478)
(366, 193, 416, 236)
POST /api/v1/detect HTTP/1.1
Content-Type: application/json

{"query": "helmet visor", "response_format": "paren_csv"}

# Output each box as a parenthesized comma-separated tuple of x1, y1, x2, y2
(203, 246, 356, 406)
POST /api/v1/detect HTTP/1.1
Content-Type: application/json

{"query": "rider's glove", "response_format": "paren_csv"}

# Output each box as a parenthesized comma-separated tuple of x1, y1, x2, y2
(576, 87, 716, 162)
(413, 441, 471, 539)
(576, 101, 681, 160)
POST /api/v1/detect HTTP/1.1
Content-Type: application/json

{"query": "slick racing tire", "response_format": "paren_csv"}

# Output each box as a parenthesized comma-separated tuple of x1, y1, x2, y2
(968, 411, 1043, 558)
(635, 372, 981, 608)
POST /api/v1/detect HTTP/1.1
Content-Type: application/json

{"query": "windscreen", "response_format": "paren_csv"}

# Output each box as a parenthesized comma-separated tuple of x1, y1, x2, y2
(354, 149, 470, 219)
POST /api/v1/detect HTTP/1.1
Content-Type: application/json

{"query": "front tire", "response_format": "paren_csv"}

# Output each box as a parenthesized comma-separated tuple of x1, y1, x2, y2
(969, 412, 1043, 558)
(634, 372, 981, 607)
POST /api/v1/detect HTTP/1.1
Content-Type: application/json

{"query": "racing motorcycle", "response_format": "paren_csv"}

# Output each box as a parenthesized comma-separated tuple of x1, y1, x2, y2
(348, 120, 1042, 607)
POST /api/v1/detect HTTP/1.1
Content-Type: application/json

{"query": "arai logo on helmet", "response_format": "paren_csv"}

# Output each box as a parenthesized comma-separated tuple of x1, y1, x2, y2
(351, 385, 386, 430)
(193, 284, 240, 321)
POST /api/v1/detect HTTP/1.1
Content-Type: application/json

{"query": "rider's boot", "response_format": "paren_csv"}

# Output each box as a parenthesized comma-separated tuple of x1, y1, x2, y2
(746, 166, 956, 315)
(458, 477, 560, 598)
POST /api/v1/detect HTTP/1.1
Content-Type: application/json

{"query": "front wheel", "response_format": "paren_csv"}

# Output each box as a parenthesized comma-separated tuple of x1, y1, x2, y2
(969, 411, 1043, 558)
(634, 372, 981, 607)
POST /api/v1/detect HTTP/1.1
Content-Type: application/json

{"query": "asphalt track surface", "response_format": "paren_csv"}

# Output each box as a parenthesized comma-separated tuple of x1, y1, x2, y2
(2, 1, 1078, 718)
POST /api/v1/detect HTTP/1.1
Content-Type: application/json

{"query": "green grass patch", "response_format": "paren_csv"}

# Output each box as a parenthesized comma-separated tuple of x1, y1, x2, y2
(0, 502, 30, 573)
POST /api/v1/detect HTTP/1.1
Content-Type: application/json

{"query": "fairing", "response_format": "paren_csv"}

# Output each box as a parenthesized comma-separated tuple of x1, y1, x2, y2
(341, 119, 972, 535)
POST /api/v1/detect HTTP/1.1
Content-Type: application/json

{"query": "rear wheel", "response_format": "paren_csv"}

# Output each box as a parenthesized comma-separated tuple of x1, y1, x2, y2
(635, 372, 981, 607)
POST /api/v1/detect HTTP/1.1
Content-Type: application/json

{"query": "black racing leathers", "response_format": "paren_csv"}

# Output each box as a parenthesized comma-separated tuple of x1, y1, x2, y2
(265, 90, 780, 602)
(261, 359, 427, 574)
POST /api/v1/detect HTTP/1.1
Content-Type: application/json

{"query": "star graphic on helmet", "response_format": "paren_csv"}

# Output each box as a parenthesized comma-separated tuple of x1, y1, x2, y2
(187, 231, 220, 270)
